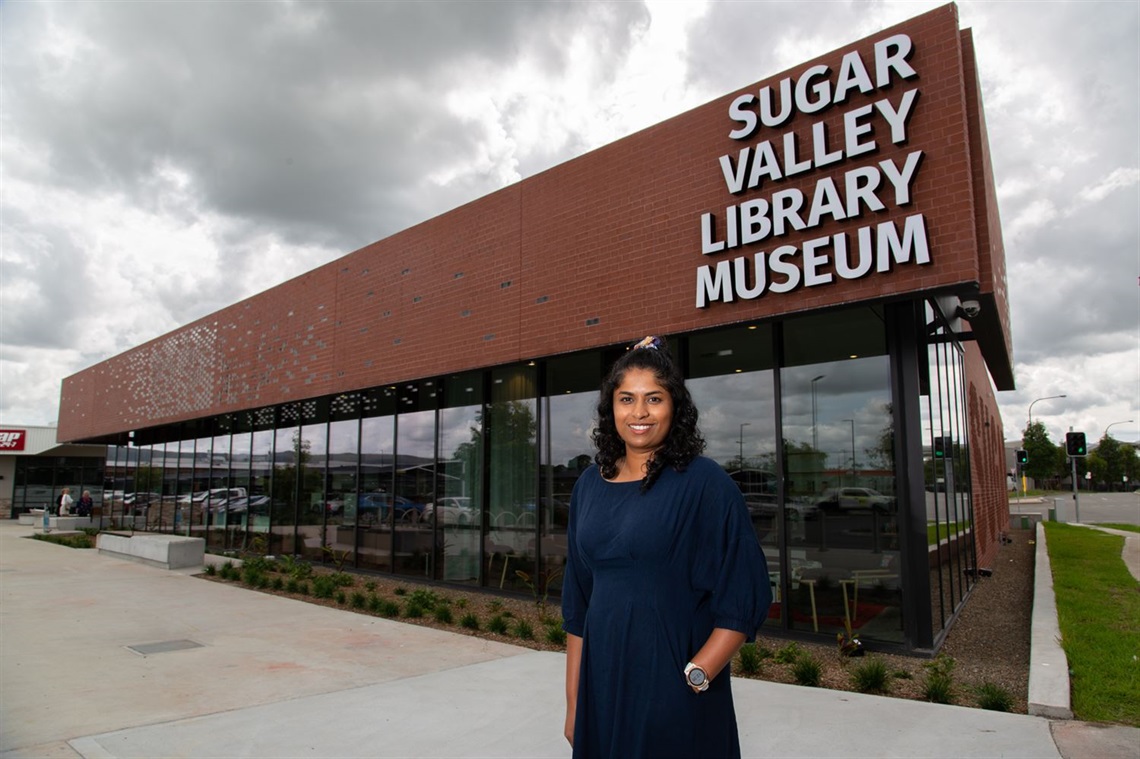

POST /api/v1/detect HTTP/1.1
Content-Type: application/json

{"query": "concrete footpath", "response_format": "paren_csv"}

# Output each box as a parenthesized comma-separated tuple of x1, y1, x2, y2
(2, 522, 1136, 759)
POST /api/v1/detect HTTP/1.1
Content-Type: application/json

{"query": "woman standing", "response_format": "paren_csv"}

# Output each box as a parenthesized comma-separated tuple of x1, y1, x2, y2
(562, 336, 772, 758)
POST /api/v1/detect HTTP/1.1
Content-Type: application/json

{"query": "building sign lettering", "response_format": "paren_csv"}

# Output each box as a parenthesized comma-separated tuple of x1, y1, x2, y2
(696, 33, 932, 308)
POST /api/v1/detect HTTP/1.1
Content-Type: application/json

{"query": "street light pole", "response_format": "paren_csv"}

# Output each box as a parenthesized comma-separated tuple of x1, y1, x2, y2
(738, 422, 751, 469)
(842, 419, 855, 477)
(1028, 394, 1067, 429)
(1105, 420, 1134, 438)
(811, 375, 825, 452)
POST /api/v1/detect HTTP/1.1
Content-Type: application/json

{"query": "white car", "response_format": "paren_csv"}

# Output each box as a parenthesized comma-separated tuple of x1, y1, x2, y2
(816, 487, 894, 513)
(424, 497, 475, 525)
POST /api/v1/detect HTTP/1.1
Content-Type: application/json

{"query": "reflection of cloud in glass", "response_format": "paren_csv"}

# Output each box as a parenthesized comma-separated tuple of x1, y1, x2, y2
(397, 410, 436, 457)
(440, 407, 480, 459)
(548, 393, 596, 466)
(689, 371, 777, 465)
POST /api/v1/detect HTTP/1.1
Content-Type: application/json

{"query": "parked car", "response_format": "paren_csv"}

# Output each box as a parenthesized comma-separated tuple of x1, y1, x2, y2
(815, 487, 894, 513)
(423, 496, 476, 526)
(358, 493, 425, 522)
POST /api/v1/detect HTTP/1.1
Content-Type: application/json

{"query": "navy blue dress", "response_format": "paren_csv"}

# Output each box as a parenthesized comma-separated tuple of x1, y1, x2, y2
(562, 457, 771, 759)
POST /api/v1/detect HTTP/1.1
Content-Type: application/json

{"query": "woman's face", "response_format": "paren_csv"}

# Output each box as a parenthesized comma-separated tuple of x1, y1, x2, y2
(612, 367, 674, 457)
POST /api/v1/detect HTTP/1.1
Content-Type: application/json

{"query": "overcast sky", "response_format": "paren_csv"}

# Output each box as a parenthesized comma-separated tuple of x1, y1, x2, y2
(2, 0, 1137, 446)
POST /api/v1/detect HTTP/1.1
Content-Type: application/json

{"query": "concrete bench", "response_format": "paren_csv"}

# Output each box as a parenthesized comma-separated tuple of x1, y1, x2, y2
(97, 533, 205, 570)
(32, 516, 94, 531)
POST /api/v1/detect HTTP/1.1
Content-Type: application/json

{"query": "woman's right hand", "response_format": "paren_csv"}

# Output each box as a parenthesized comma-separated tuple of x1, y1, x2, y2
(564, 708, 574, 747)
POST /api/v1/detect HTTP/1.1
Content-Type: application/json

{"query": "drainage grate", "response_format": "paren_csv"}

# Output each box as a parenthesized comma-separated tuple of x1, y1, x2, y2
(126, 639, 204, 656)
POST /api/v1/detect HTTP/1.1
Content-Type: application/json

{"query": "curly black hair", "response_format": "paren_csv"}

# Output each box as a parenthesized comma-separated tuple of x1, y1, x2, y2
(592, 338, 706, 492)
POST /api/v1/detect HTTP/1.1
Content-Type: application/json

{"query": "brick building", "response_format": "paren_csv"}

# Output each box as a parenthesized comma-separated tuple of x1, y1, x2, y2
(55, 4, 1012, 652)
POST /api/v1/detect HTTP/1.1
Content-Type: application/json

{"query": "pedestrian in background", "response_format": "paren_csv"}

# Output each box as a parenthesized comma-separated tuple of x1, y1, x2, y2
(76, 490, 94, 518)
(58, 487, 73, 516)
(562, 336, 772, 758)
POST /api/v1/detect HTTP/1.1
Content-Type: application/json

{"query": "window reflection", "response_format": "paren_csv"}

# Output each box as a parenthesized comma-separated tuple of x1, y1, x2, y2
(780, 308, 902, 643)
(438, 373, 483, 584)
(358, 389, 395, 573)
(541, 352, 602, 600)
(271, 407, 299, 556)
(687, 325, 780, 629)
(487, 366, 537, 593)
(923, 301, 977, 637)
(394, 381, 436, 578)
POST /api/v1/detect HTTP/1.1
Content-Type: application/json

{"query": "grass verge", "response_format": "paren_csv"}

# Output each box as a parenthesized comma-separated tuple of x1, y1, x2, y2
(1043, 522, 1140, 726)
(1093, 523, 1140, 534)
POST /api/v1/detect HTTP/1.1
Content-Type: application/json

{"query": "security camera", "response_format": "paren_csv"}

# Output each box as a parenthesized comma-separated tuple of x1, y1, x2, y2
(957, 300, 981, 319)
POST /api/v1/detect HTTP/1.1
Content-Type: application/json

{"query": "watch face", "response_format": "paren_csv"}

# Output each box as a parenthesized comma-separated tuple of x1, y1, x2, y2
(687, 667, 707, 686)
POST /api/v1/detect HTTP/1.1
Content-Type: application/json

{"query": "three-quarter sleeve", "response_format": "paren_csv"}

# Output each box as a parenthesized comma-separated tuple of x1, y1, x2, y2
(561, 478, 593, 637)
(704, 467, 772, 640)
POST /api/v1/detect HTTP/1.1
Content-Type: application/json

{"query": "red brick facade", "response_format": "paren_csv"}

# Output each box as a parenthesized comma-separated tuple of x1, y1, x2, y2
(59, 4, 1010, 447)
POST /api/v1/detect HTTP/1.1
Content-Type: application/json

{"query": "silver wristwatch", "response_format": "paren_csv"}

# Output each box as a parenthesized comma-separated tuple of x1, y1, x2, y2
(684, 662, 709, 692)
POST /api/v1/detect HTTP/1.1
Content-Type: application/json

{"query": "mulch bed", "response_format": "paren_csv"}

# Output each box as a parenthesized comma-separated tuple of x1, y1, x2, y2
(198, 526, 1033, 712)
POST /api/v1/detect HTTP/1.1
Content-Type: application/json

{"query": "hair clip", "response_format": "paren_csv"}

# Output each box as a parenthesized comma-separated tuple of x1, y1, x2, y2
(631, 336, 663, 351)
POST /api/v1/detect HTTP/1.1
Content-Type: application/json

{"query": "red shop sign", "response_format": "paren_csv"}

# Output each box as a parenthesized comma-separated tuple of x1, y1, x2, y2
(0, 430, 27, 451)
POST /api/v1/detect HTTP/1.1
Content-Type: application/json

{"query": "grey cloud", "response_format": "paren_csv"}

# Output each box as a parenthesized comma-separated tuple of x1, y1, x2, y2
(7, 1, 649, 252)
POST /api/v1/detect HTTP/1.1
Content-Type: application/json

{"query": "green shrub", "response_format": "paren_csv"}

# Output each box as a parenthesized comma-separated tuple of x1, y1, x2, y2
(334, 591, 347, 604)
(546, 626, 567, 646)
(753, 643, 774, 659)
(242, 555, 274, 574)
(218, 562, 237, 580)
(205, 564, 217, 576)
(408, 589, 443, 611)
(455, 598, 468, 609)
(285, 577, 300, 594)
(922, 654, 956, 704)
(774, 642, 802, 664)
(312, 575, 338, 599)
(513, 620, 535, 640)
(378, 600, 401, 618)
(460, 613, 480, 630)
(975, 682, 1013, 712)
(488, 614, 509, 634)
(242, 566, 266, 587)
(330, 572, 355, 588)
(350, 591, 367, 609)
(296, 581, 310, 596)
(434, 606, 454, 624)
(851, 657, 890, 694)
(792, 655, 822, 687)
(489, 599, 503, 612)
(404, 603, 425, 619)
(737, 643, 763, 675)
(367, 595, 383, 613)
(271, 576, 285, 591)
(394, 586, 407, 596)
(364, 581, 377, 593)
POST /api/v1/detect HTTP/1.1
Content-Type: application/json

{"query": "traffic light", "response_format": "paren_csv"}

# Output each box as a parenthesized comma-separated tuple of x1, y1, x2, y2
(1016, 449, 1028, 465)
(933, 436, 947, 459)
(1065, 431, 1087, 457)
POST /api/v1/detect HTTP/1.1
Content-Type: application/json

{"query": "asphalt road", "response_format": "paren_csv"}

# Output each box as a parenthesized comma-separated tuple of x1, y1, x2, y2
(1011, 491, 1140, 525)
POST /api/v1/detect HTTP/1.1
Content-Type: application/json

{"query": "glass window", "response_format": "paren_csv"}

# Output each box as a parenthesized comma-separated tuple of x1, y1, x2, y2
(358, 387, 395, 572)
(780, 307, 902, 643)
(922, 301, 977, 636)
(326, 393, 361, 568)
(271, 405, 300, 556)
(437, 372, 483, 584)
(250, 410, 275, 549)
(394, 381, 436, 578)
(297, 399, 329, 563)
(207, 419, 233, 550)
(227, 428, 252, 549)
(686, 325, 780, 629)
(539, 352, 603, 601)
(487, 365, 537, 592)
